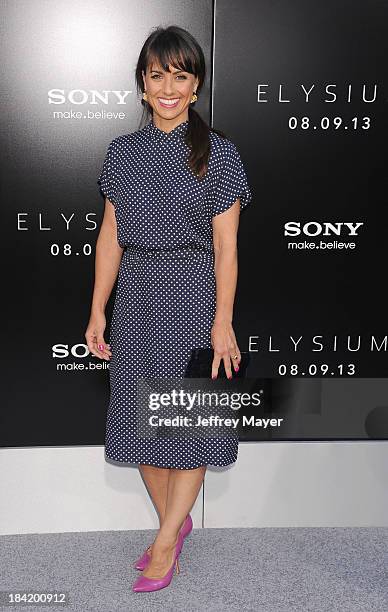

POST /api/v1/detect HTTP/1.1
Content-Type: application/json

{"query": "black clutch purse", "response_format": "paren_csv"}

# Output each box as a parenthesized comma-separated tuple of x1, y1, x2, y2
(184, 347, 250, 379)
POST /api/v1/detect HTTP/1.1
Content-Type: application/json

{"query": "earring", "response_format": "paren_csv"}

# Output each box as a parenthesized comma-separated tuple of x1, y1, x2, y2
(190, 92, 198, 104)
(142, 92, 148, 102)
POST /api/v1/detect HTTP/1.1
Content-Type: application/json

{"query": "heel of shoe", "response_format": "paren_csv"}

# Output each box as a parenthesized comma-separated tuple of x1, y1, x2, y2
(175, 558, 180, 575)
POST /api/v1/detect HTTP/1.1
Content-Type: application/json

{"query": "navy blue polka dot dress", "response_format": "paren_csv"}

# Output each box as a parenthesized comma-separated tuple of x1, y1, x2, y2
(97, 118, 252, 469)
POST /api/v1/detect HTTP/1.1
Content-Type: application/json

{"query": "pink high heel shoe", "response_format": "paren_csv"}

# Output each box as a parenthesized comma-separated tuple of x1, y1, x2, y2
(133, 514, 193, 571)
(132, 531, 183, 593)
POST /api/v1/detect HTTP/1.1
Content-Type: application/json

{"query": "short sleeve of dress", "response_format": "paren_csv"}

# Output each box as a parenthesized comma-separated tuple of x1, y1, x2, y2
(97, 139, 119, 207)
(211, 141, 253, 218)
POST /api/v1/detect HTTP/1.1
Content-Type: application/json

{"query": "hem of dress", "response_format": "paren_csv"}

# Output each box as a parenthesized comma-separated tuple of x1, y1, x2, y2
(104, 449, 238, 469)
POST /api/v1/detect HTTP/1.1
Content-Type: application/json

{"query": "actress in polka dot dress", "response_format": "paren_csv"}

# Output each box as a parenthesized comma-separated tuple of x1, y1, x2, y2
(87, 25, 253, 591)
(97, 117, 251, 469)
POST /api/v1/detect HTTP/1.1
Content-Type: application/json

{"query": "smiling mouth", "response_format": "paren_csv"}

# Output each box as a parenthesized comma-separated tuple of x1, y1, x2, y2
(158, 98, 180, 108)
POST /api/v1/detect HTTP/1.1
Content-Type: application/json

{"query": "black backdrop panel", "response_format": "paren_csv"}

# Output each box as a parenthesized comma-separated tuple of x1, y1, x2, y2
(213, 0, 388, 439)
(0, 1, 212, 446)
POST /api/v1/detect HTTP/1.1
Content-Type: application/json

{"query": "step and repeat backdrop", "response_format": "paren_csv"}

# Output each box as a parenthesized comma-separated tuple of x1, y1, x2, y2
(1, 0, 387, 448)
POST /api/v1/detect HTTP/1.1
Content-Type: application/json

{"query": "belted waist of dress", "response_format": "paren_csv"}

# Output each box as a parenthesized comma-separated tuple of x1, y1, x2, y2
(123, 244, 214, 261)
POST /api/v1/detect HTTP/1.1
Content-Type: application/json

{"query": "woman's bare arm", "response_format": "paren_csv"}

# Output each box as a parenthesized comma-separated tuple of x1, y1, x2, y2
(91, 199, 124, 314)
(211, 199, 242, 378)
(85, 198, 123, 360)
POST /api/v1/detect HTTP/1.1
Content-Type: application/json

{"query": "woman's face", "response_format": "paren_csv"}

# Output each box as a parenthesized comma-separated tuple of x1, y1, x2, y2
(142, 61, 199, 123)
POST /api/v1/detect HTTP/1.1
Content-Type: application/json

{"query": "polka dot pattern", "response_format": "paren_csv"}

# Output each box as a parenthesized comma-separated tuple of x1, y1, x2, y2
(97, 118, 253, 469)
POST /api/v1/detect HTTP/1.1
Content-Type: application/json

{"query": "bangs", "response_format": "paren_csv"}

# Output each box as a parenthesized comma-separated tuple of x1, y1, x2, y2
(145, 35, 197, 75)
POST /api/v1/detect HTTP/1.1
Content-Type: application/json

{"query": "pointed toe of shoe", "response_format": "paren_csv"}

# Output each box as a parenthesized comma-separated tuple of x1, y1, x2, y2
(132, 571, 173, 593)
(133, 550, 150, 571)
(132, 578, 158, 592)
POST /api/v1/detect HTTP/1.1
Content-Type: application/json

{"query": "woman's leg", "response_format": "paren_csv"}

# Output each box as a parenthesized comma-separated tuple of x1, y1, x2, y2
(138, 464, 170, 525)
(142, 465, 207, 579)
(138, 464, 187, 556)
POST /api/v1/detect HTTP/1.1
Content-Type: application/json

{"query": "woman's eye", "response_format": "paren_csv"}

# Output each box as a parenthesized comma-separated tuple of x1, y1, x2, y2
(150, 74, 187, 80)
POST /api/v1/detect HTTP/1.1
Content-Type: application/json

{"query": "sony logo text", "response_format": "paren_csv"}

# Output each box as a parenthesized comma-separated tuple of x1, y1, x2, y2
(284, 222, 364, 237)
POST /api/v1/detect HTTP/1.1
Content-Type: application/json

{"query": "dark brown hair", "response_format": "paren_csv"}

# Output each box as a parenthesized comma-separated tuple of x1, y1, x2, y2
(135, 25, 225, 179)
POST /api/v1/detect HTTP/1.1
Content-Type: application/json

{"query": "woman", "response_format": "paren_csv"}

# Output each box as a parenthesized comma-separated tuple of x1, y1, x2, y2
(85, 25, 253, 593)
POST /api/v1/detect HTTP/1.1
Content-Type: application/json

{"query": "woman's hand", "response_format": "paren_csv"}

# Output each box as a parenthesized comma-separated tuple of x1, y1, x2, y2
(85, 311, 112, 361)
(210, 318, 241, 379)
